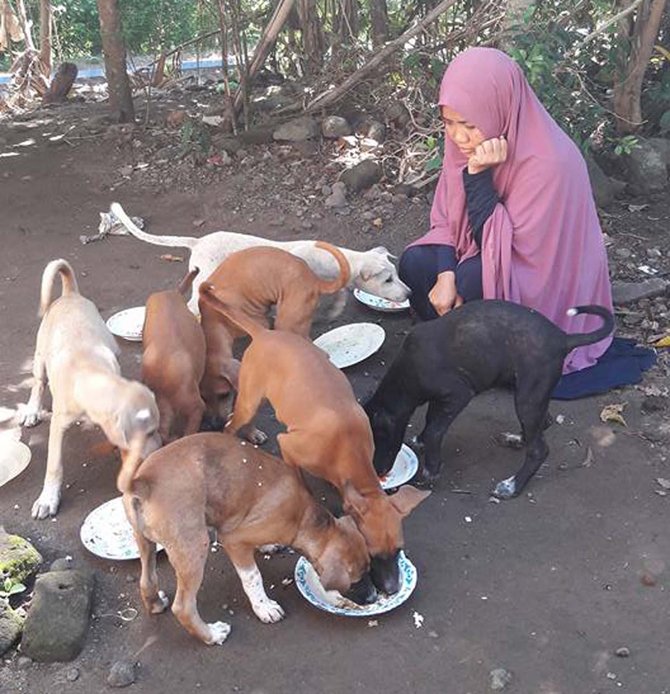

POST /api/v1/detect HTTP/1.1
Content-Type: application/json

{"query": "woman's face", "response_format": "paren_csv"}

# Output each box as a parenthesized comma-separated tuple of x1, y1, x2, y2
(441, 106, 485, 157)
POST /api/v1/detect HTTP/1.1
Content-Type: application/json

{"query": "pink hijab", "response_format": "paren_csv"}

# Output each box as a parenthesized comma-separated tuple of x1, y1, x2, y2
(411, 47, 613, 373)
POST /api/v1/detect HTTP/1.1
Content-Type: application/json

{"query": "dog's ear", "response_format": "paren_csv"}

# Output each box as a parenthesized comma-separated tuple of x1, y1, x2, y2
(388, 486, 431, 517)
(318, 553, 350, 594)
(342, 481, 370, 519)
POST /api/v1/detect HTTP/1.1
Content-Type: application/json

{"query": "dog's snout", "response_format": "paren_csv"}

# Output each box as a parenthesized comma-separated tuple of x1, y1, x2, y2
(370, 551, 401, 595)
(343, 573, 378, 605)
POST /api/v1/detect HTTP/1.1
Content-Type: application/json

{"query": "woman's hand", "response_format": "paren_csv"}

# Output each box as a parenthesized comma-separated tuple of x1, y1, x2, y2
(429, 271, 463, 316)
(468, 136, 508, 175)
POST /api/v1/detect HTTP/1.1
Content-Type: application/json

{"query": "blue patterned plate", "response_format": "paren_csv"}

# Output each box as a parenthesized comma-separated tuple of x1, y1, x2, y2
(294, 551, 417, 617)
(380, 444, 418, 490)
(353, 289, 410, 313)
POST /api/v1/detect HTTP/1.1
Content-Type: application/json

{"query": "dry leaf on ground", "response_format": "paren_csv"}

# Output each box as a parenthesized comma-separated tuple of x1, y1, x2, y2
(600, 403, 627, 427)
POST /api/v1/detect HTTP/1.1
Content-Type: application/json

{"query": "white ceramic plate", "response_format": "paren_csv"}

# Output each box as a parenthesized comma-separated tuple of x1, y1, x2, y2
(380, 444, 419, 490)
(80, 496, 163, 560)
(106, 306, 146, 342)
(353, 288, 410, 313)
(294, 551, 417, 617)
(0, 440, 31, 488)
(313, 323, 385, 369)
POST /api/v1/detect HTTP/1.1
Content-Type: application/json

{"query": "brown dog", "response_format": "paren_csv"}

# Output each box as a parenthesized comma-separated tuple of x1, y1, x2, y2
(117, 432, 377, 645)
(199, 243, 350, 432)
(198, 288, 430, 595)
(141, 268, 206, 442)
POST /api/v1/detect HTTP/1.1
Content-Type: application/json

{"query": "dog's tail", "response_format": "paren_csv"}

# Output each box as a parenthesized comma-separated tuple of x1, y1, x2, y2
(116, 432, 147, 495)
(177, 267, 200, 297)
(564, 305, 615, 351)
(39, 259, 79, 317)
(313, 241, 351, 294)
(199, 283, 263, 340)
(110, 202, 199, 250)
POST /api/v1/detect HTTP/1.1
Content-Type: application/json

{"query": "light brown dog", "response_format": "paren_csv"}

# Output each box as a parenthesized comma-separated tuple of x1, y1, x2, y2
(117, 432, 377, 645)
(198, 288, 430, 595)
(199, 242, 350, 431)
(19, 259, 160, 519)
(142, 268, 206, 442)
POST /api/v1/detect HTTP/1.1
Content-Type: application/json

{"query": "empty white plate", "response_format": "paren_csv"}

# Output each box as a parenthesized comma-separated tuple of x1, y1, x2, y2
(294, 551, 417, 617)
(80, 496, 163, 560)
(353, 288, 410, 313)
(380, 444, 419, 490)
(0, 440, 31, 488)
(313, 323, 385, 369)
(106, 306, 146, 342)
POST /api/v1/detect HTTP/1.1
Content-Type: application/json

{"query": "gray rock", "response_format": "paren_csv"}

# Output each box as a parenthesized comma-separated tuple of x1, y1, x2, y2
(21, 570, 95, 662)
(0, 529, 42, 583)
(357, 118, 386, 143)
(16, 655, 32, 669)
(66, 666, 80, 681)
(49, 557, 73, 572)
(612, 278, 668, 305)
(585, 154, 620, 208)
(273, 116, 319, 142)
(387, 103, 411, 128)
(322, 115, 352, 139)
(107, 660, 136, 688)
(325, 187, 347, 208)
(490, 667, 513, 690)
(646, 137, 670, 165)
(0, 601, 23, 656)
(623, 138, 668, 195)
(339, 159, 382, 192)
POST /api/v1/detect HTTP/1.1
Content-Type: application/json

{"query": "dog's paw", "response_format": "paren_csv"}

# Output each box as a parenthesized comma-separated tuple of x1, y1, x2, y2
(252, 599, 285, 624)
(492, 476, 518, 500)
(19, 405, 42, 428)
(206, 620, 231, 645)
(246, 427, 268, 446)
(494, 432, 524, 450)
(148, 590, 169, 614)
(31, 489, 60, 519)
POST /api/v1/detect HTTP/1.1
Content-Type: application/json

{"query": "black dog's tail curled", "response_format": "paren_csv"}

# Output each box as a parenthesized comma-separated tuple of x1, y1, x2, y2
(564, 305, 615, 351)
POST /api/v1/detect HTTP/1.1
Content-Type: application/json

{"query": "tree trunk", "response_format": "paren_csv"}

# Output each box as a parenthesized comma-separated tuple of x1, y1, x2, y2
(369, 0, 389, 47)
(336, 0, 360, 43)
(43, 61, 77, 103)
(96, 0, 134, 122)
(0, 0, 23, 52)
(297, 0, 323, 75)
(39, 0, 52, 76)
(613, 0, 668, 133)
(14, 0, 35, 49)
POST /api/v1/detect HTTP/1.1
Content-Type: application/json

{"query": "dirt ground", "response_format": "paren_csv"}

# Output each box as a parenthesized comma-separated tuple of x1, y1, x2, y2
(1, 100, 669, 694)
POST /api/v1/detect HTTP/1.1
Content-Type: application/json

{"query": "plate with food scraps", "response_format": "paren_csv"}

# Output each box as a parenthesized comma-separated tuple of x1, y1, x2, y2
(0, 440, 31, 488)
(379, 444, 419, 490)
(294, 551, 417, 617)
(313, 323, 385, 369)
(106, 306, 146, 342)
(80, 496, 163, 560)
(353, 288, 410, 313)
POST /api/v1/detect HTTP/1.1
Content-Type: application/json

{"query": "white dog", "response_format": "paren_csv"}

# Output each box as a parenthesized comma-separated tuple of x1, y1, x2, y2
(20, 259, 161, 519)
(109, 203, 411, 314)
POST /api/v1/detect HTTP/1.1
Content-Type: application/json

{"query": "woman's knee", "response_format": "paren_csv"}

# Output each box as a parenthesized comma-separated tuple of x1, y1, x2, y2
(399, 246, 434, 288)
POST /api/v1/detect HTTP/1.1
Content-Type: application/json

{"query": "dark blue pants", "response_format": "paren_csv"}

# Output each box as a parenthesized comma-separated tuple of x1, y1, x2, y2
(399, 244, 482, 320)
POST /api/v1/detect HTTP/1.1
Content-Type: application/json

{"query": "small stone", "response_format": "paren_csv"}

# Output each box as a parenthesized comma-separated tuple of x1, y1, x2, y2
(615, 647, 630, 658)
(16, 655, 32, 669)
(125, 574, 137, 583)
(107, 660, 136, 688)
(49, 557, 73, 572)
(640, 572, 657, 587)
(321, 184, 332, 196)
(321, 115, 352, 139)
(615, 247, 632, 258)
(66, 666, 80, 681)
(490, 667, 513, 690)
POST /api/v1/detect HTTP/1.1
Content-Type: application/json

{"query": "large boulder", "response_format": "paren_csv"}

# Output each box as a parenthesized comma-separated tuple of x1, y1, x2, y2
(21, 570, 95, 662)
(0, 601, 23, 656)
(612, 278, 668, 305)
(585, 154, 624, 208)
(339, 159, 383, 192)
(623, 137, 669, 195)
(0, 529, 42, 584)
(273, 116, 320, 142)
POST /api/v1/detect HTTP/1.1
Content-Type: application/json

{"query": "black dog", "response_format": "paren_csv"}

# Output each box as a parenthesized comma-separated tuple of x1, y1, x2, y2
(365, 300, 614, 499)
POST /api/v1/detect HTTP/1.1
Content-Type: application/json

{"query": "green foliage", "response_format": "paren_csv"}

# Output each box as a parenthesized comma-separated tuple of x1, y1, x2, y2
(0, 577, 26, 602)
(179, 119, 212, 159)
(613, 135, 639, 156)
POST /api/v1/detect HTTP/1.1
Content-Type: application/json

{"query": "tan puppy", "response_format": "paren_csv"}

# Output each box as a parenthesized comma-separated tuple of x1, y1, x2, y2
(19, 259, 160, 519)
(199, 287, 430, 595)
(199, 243, 350, 432)
(117, 432, 377, 645)
(142, 268, 206, 442)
